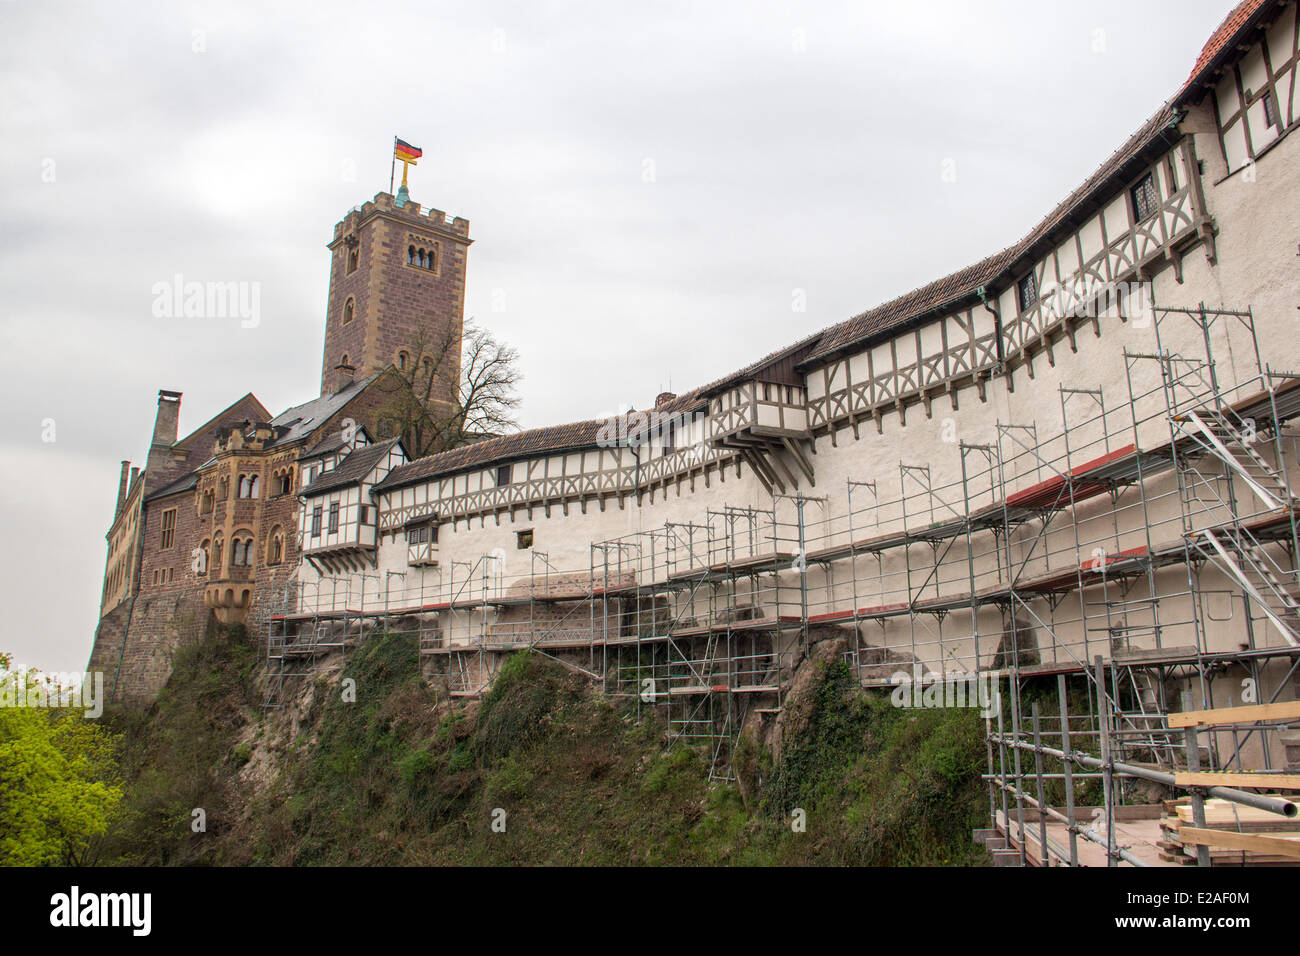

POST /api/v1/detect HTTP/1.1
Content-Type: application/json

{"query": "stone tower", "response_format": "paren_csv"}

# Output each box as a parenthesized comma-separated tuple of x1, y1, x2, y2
(319, 191, 472, 403)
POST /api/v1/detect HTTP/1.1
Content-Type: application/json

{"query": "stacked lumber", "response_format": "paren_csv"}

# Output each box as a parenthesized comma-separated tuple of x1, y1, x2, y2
(1157, 798, 1300, 865)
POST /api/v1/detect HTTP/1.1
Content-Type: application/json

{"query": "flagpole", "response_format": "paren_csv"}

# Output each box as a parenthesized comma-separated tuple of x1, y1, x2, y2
(389, 135, 396, 195)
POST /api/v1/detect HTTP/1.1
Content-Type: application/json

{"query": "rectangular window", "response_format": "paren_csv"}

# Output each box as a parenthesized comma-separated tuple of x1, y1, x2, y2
(160, 508, 176, 550)
(517, 529, 534, 550)
(1263, 90, 1281, 131)
(1017, 273, 1038, 313)
(407, 525, 427, 544)
(311, 506, 322, 537)
(328, 502, 340, 534)
(1130, 171, 1158, 222)
(359, 504, 370, 524)
(663, 419, 676, 457)
(496, 464, 513, 486)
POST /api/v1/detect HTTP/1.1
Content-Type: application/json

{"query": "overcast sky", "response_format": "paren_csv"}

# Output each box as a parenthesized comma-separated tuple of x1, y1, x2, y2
(0, 0, 1236, 673)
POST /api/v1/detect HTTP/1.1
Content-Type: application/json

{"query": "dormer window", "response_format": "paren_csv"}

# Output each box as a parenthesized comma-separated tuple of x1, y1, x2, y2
(1130, 172, 1158, 223)
(1017, 273, 1038, 313)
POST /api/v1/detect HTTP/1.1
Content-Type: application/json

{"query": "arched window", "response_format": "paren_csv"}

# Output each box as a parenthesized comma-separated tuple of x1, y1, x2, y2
(417, 249, 426, 268)
(237, 475, 249, 498)
(213, 533, 224, 571)
(425, 247, 436, 271)
(347, 248, 359, 274)
(341, 354, 350, 368)
(249, 475, 260, 498)
(268, 526, 284, 566)
(219, 476, 229, 500)
(398, 351, 409, 371)
(343, 298, 355, 324)
(408, 245, 415, 265)
(198, 539, 210, 575)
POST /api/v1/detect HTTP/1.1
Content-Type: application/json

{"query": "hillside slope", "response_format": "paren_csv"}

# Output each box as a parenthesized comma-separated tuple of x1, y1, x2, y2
(95, 625, 988, 866)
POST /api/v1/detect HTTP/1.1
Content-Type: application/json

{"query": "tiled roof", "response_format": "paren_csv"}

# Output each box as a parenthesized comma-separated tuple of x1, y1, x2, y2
(268, 374, 380, 448)
(143, 471, 198, 503)
(301, 438, 403, 496)
(376, 419, 614, 492)
(803, 102, 1180, 364)
(302, 425, 373, 461)
(1180, 0, 1273, 97)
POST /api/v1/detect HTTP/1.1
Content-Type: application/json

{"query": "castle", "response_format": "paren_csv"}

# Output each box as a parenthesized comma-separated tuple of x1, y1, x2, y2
(94, 0, 1300, 804)
(89, 193, 471, 699)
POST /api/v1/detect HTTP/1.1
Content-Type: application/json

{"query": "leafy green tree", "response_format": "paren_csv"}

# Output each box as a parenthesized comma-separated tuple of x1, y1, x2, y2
(0, 654, 122, 866)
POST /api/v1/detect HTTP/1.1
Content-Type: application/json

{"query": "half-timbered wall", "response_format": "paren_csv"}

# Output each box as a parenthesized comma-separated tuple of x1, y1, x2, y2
(1211, 2, 1299, 174)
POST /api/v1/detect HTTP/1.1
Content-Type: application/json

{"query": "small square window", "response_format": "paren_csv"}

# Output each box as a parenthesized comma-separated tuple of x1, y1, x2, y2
(1017, 273, 1038, 313)
(517, 529, 534, 550)
(1130, 172, 1158, 222)
(496, 464, 513, 486)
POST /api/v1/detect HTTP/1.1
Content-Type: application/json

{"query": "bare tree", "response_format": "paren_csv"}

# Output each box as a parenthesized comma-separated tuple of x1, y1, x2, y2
(376, 317, 521, 459)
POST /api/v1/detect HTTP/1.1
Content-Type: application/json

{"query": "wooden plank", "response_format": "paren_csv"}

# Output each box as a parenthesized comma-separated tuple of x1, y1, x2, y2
(1167, 700, 1300, 728)
(1177, 827, 1300, 860)
(1174, 772, 1300, 790)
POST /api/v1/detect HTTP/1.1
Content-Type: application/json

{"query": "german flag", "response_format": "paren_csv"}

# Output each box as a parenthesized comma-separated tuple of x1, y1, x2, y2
(395, 139, 422, 162)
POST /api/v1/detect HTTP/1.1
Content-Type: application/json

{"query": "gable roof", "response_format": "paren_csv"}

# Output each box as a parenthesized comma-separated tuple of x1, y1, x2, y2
(172, 392, 272, 453)
(301, 437, 404, 496)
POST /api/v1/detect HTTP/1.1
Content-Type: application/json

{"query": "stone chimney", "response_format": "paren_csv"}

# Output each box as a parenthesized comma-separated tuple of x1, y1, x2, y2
(332, 360, 356, 394)
(145, 390, 183, 481)
(115, 461, 131, 517)
(655, 391, 677, 409)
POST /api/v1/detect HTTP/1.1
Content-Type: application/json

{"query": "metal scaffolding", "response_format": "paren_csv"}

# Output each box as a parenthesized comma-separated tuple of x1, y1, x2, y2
(261, 301, 1300, 860)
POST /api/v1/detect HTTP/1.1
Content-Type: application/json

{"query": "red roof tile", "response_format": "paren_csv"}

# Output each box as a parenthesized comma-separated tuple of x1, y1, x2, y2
(1181, 0, 1273, 95)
